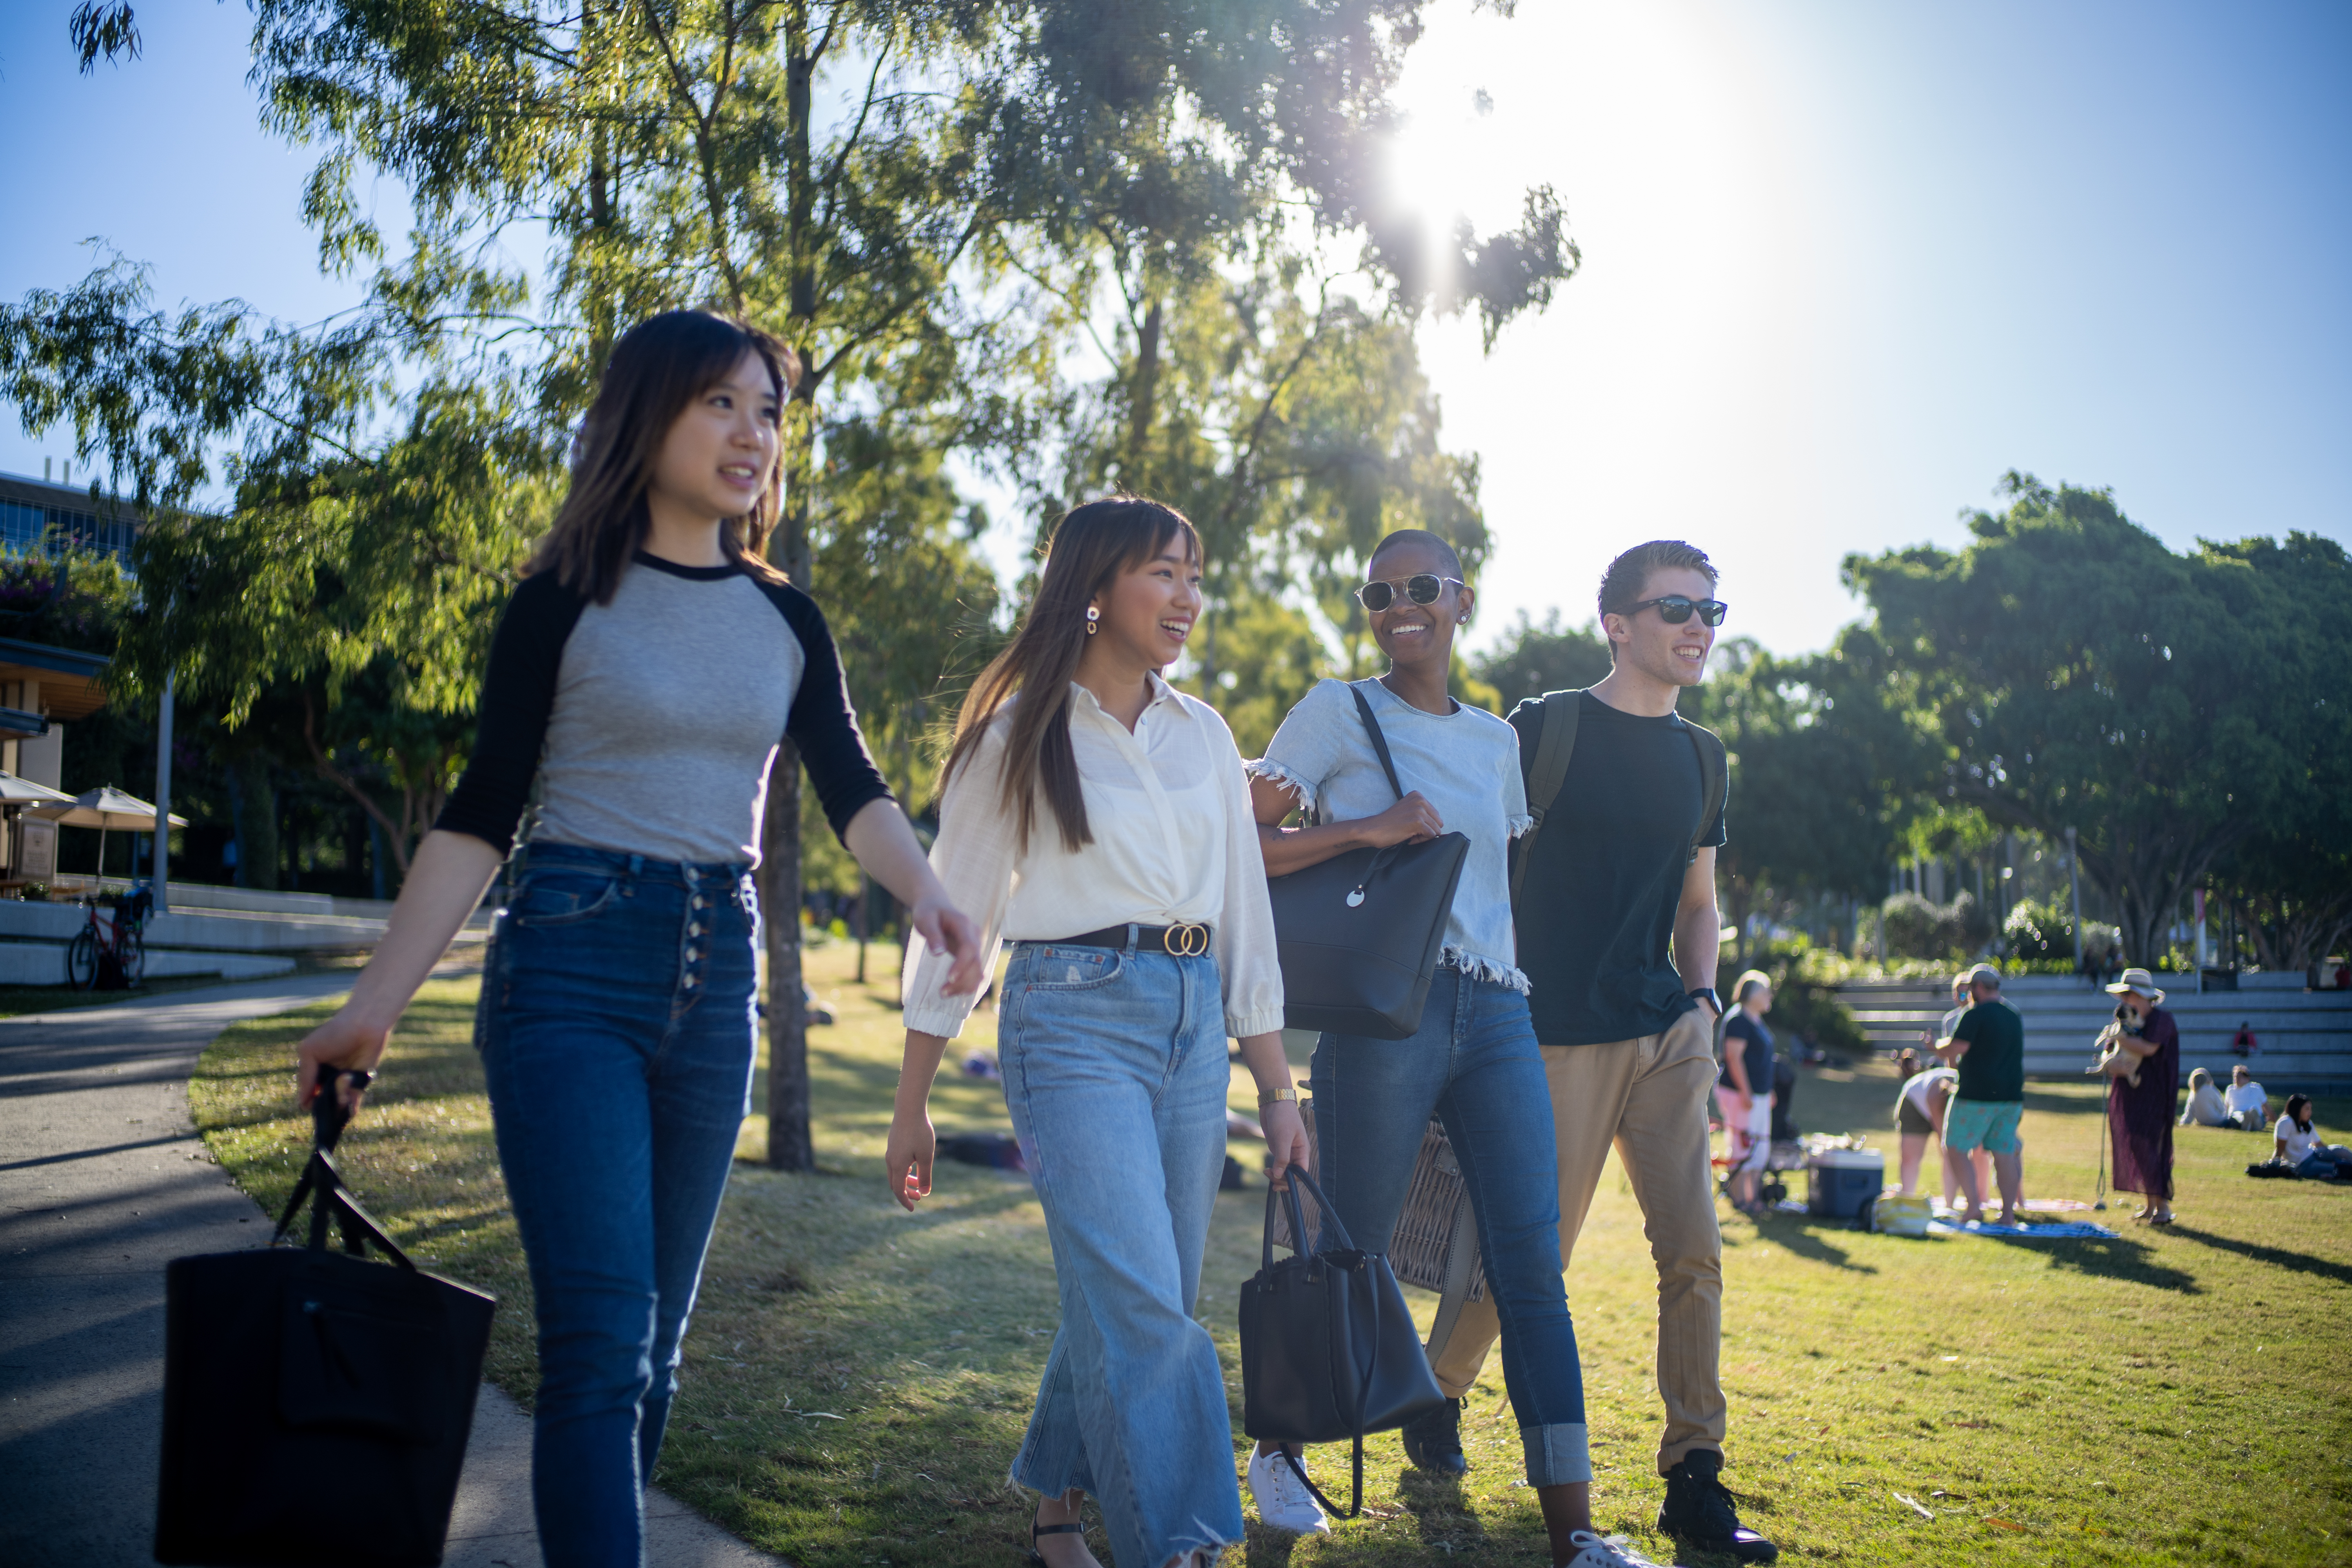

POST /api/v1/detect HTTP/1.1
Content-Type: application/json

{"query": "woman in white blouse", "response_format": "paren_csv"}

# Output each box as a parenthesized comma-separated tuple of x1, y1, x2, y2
(891, 497, 1308, 1568)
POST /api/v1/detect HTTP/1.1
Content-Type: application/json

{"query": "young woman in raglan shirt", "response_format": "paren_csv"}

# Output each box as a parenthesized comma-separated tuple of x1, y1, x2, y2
(1247, 531, 1625, 1568)
(291, 311, 984, 1568)
(890, 497, 1307, 1568)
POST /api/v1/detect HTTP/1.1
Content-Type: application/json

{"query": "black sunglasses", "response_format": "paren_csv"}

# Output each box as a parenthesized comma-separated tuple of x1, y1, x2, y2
(1624, 594, 1728, 627)
(1356, 573, 1464, 613)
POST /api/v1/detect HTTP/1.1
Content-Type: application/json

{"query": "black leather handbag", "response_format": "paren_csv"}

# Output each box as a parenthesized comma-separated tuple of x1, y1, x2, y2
(1266, 683, 1470, 1039)
(1239, 1164, 1446, 1518)
(156, 1078, 496, 1567)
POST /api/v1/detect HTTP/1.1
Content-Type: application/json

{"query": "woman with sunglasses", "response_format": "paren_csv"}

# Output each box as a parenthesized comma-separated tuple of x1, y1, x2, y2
(1245, 531, 1636, 1568)
(892, 497, 1306, 1568)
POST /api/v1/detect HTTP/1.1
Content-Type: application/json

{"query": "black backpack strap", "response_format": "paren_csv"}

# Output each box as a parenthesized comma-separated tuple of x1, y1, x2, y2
(1508, 689, 1583, 907)
(1346, 682, 1409, 804)
(1678, 715, 1729, 866)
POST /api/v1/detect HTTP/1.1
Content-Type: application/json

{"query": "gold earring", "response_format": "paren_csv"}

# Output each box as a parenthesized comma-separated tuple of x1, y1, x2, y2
(1085, 606, 1100, 636)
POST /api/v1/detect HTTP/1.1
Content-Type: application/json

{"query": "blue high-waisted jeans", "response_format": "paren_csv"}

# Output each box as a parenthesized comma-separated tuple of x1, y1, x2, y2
(475, 842, 760, 1568)
(1309, 965, 1590, 1485)
(997, 936, 1244, 1568)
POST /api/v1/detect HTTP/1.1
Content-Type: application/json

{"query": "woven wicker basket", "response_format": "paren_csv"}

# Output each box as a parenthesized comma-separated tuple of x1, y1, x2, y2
(1267, 1102, 1486, 1303)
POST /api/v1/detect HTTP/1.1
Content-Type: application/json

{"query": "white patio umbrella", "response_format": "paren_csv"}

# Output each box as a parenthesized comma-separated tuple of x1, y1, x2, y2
(0, 772, 75, 807)
(29, 785, 191, 883)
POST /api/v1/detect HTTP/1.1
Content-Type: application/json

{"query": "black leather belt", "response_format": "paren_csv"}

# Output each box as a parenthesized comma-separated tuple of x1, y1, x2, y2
(1039, 922, 1214, 956)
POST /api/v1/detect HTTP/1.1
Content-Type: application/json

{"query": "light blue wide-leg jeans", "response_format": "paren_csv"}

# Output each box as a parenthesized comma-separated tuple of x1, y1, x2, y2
(998, 936, 1243, 1568)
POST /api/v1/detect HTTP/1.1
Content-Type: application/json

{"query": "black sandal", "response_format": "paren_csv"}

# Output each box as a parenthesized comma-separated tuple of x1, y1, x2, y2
(1028, 1518, 1086, 1567)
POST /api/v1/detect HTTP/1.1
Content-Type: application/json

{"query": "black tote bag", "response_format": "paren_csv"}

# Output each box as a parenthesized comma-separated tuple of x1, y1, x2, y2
(1238, 1165, 1446, 1519)
(1266, 684, 1469, 1039)
(156, 1081, 496, 1568)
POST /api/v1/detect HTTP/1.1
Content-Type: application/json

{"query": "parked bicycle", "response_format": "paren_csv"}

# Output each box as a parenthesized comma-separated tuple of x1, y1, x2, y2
(65, 883, 150, 990)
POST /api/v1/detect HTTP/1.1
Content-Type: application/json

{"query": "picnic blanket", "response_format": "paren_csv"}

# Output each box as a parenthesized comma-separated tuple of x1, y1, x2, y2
(1926, 1218, 2118, 1239)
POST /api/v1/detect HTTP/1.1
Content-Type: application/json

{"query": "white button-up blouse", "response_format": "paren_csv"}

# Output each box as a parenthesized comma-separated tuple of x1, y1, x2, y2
(900, 674, 1285, 1040)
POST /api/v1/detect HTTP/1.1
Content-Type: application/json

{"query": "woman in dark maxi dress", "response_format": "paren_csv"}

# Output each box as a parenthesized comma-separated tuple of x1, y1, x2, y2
(2103, 966, 2180, 1223)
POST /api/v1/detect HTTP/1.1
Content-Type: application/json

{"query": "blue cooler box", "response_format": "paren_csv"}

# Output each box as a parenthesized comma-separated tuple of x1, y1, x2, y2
(1807, 1148, 1884, 1220)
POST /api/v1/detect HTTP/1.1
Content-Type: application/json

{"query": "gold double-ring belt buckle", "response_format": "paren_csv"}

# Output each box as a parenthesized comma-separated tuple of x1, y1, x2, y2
(1162, 922, 1210, 957)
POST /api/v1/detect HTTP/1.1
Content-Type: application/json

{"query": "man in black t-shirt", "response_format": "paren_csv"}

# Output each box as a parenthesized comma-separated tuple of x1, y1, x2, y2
(1419, 541, 1775, 1564)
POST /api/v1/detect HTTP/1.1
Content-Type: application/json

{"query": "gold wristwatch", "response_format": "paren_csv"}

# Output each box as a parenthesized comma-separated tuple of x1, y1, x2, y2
(1258, 1085, 1300, 1108)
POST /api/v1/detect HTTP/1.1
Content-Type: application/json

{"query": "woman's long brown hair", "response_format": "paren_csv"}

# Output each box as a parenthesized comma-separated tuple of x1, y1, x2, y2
(526, 310, 802, 603)
(945, 497, 1201, 853)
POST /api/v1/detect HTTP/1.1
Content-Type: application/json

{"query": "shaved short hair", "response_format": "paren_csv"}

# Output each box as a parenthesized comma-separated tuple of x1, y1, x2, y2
(1368, 528, 1464, 579)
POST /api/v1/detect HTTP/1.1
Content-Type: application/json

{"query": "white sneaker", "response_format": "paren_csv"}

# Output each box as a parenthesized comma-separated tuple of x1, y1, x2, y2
(1560, 1531, 1668, 1568)
(1245, 1447, 1331, 1536)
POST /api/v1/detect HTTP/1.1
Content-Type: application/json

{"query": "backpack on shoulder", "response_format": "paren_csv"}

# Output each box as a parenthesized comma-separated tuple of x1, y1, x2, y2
(1507, 688, 1730, 906)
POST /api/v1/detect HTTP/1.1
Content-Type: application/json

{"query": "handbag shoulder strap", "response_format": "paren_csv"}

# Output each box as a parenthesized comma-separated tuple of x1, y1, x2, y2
(1508, 688, 1583, 906)
(1345, 682, 1409, 804)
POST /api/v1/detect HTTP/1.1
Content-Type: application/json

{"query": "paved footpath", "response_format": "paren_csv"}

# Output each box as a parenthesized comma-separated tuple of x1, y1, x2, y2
(0, 973, 784, 1568)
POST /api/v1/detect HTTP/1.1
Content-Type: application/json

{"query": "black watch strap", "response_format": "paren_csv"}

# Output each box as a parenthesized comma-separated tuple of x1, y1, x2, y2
(1689, 987, 1721, 1014)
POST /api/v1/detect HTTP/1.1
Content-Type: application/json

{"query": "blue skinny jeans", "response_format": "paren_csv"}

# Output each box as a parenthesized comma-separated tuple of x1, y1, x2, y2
(475, 842, 759, 1568)
(998, 936, 1245, 1568)
(1309, 965, 1590, 1485)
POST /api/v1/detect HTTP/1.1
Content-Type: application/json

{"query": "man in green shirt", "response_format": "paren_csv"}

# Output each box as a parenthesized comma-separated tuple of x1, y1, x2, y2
(1936, 963, 2025, 1225)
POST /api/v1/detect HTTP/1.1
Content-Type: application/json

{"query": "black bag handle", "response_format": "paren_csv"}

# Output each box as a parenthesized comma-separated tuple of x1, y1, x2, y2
(1264, 1161, 1379, 1521)
(1262, 1161, 1359, 1270)
(270, 1071, 417, 1271)
(1346, 683, 1409, 804)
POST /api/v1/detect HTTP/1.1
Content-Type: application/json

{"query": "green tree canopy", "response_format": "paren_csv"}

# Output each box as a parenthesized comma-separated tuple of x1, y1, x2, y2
(1841, 473, 2351, 968)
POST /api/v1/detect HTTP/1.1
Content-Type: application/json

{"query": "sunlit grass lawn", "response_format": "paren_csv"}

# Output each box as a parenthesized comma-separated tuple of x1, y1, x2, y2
(191, 940, 2352, 1567)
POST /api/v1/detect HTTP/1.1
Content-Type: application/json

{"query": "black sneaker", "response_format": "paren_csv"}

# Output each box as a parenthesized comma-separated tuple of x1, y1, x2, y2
(1657, 1449, 1777, 1563)
(1399, 1397, 1468, 1474)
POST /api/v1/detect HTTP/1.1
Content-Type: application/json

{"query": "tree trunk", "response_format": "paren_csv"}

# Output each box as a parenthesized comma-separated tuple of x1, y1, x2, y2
(760, 742, 812, 1169)
(1125, 297, 1161, 476)
(763, 0, 818, 1172)
(229, 756, 279, 891)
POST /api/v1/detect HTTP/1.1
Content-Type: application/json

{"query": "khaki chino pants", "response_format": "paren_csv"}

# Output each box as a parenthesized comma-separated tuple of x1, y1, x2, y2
(1424, 1005, 1726, 1474)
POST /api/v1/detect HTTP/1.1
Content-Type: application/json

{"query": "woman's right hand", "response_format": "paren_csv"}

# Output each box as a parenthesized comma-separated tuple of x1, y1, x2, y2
(885, 1101, 937, 1212)
(294, 1007, 394, 1113)
(1357, 791, 1445, 848)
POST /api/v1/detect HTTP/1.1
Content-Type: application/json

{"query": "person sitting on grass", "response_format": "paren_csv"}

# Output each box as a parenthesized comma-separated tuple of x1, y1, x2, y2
(2224, 1065, 2270, 1131)
(2275, 1095, 2352, 1179)
(2180, 1067, 2231, 1128)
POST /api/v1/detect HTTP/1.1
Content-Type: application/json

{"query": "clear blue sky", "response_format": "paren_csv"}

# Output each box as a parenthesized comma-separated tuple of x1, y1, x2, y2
(2, 0, 2345, 657)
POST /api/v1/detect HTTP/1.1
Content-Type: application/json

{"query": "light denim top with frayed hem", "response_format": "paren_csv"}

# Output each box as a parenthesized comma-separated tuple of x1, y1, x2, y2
(1250, 677, 1531, 993)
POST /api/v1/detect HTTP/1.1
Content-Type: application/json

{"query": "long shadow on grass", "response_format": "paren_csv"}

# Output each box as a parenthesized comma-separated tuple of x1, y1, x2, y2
(2033, 1234, 2201, 1293)
(1753, 1214, 1878, 1273)
(2160, 1222, 2352, 1287)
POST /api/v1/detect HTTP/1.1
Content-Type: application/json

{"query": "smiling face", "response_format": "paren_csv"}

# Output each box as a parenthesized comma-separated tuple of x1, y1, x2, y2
(648, 347, 780, 523)
(1365, 538, 1472, 676)
(1090, 537, 1203, 672)
(1604, 564, 1717, 688)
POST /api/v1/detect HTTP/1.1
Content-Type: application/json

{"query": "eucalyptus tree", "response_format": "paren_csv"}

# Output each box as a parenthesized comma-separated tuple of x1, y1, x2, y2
(978, 0, 1575, 675)
(14, 0, 1579, 1169)
(13, 0, 1030, 1170)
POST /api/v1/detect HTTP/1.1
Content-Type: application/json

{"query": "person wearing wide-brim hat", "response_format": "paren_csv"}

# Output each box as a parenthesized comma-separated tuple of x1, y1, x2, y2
(2102, 967, 2180, 1222)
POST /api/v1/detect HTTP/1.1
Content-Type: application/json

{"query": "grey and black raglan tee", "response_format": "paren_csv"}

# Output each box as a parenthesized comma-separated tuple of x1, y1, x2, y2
(436, 551, 893, 865)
